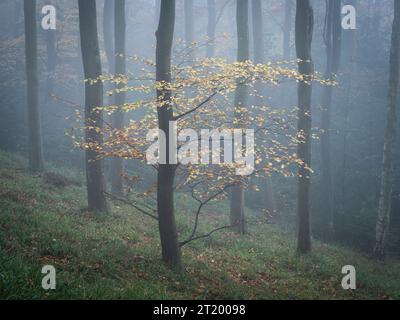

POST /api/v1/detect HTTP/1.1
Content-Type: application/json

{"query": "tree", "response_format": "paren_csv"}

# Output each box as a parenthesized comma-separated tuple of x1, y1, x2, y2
(207, 0, 216, 58)
(340, 0, 357, 215)
(103, 0, 114, 76)
(230, 0, 250, 234)
(251, 0, 277, 217)
(184, 0, 194, 61)
(78, 0, 108, 213)
(110, 0, 126, 196)
(156, 0, 182, 270)
(43, 1, 57, 103)
(320, 0, 342, 240)
(295, 0, 314, 254)
(283, 0, 293, 60)
(373, 0, 400, 260)
(24, 0, 44, 172)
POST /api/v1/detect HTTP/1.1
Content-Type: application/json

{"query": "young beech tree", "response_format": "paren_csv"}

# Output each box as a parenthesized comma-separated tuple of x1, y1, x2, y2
(155, 0, 182, 270)
(295, 0, 314, 254)
(78, 0, 108, 213)
(320, 0, 341, 241)
(24, 0, 44, 172)
(374, 0, 400, 260)
(75, 4, 329, 270)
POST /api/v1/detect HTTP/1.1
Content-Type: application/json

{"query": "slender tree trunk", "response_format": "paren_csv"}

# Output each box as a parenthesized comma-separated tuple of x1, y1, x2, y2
(109, 0, 126, 196)
(320, 0, 342, 240)
(24, 0, 44, 173)
(230, 0, 250, 235)
(156, 0, 182, 271)
(251, 0, 277, 217)
(207, 0, 216, 58)
(295, 0, 314, 254)
(14, 0, 23, 38)
(44, 27, 57, 103)
(373, 0, 400, 260)
(184, 0, 194, 61)
(103, 0, 114, 76)
(340, 0, 357, 216)
(283, 0, 293, 60)
(252, 0, 263, 64)
(78, 0, 108, 214)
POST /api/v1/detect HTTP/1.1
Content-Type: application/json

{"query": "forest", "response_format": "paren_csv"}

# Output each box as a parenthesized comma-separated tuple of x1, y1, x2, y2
(0, 0, 399, 301)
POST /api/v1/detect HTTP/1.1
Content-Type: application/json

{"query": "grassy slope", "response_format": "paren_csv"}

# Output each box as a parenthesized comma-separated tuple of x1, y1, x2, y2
(0, 151, 399, 300)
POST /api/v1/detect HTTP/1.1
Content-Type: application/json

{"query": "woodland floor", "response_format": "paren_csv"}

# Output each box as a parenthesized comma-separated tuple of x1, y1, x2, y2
(0, 150, 399, 300)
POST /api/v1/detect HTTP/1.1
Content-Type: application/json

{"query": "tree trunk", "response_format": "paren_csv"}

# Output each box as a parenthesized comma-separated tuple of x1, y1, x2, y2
(373, 0, 400, 260)
(103, 0, 114, 75)
(156, 0, 182, 271)
(44, 26, 57, 103)
(14, 0, 23, 38)
(78, 0, 108, 214)
(320, 0, 342, 241)
(340, 0, 357, 216)
(283, 0, 293, 60)
(251, 0, 277, 217)
(184, 0, 194, 61)
(24, 0, 44, 173)
(230, 0, 250, 235)
(206, 0, 216, 58)
(110, 0, 126, 196)
(295, 0, 314, 254)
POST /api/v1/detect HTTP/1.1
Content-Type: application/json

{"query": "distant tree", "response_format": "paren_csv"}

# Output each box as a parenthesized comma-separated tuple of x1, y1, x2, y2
(283, 0, 293, 60)
(207, 0, 216, 58)
(78, 0, 108, 213)
(184, 0, 194, 61)
(24, 0, 44, 172)
(230, 0, 250, 234)
(43, 1, 57, 105)
(156, 0, 182, 270)
(103, 0, 114, 76)
(295, 0, 314, 254)
(251, 0, 277, 217)
(374, 0, 400, 260)
(14, 0, 23, 38)
(340, 0, 357, 216)
(110, 0, 126, 196)
(320, 0, 342, 240)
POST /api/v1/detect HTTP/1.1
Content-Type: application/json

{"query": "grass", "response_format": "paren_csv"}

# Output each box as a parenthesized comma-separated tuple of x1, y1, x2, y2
(0, 150, 399, 300)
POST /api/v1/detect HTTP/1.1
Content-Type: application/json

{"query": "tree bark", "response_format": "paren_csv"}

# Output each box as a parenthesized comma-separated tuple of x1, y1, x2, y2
(206, 0, 216, 58)
(320, 0, 342, 241)
(110, 0, 126, 196)
(295, 0, 314, 254)
(373, 0, 400, 260)
(24, 0, 44, 173)
(156, 0, 182, 271)
(230, 0, 250, 235)
(78, 0, 108, 214)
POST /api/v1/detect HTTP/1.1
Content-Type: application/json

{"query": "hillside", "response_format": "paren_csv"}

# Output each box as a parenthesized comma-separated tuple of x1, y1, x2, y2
(0, 151, 399, 300)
